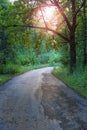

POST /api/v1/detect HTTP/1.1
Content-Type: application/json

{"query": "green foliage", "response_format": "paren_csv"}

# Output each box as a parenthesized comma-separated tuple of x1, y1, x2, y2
(0, 0, 87, 90)
(0, 63, 19, 74)
(0, 74, 11, 85)
(48, 51, 61, 65)
(53, 66, 87, 98)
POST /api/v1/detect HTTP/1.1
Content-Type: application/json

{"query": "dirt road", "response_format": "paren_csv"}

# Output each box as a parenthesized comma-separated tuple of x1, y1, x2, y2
(0, 67, 87, 130)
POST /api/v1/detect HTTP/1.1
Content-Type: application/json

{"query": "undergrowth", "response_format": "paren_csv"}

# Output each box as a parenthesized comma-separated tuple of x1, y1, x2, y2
(52, 66, 87, 98)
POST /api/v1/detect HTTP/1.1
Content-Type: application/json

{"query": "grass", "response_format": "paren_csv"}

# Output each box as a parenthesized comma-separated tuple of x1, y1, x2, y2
(0, 64, 49, 85)
(0, 74, 11, 85)
(52, 66, 87, 98)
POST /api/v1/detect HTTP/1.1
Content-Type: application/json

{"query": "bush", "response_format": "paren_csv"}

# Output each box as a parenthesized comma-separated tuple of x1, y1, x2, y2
(0, 63, 20, 74)
(17, 54, 30, 65)
(48, 52, 62, 65)
(38, 53, 50, 64)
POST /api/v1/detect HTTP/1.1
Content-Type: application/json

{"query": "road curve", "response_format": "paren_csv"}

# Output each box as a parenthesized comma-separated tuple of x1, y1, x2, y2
(0, 67, 87, 130)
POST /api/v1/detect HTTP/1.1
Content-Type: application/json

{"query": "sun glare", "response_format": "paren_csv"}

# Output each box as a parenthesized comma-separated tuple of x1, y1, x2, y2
(9, 0, 16, 3)
(37, 6, 57, 25)
(43, 7, 56, 21)
(35, 5, 63, 32)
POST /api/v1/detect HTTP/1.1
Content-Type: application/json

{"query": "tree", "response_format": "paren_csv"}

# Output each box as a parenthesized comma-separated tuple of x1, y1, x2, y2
(0, 0, 9, 64)
(0, 0, 24, 64)
(21, 0, 84, 72)
(1, 0, 85, 72)
(83, 0, 87, 67)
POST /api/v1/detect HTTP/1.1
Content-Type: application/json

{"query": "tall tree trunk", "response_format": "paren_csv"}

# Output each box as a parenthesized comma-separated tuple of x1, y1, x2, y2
(83, 0, 87, 67)
(70, 32, 76, 73)
(1, 27, 6, 64)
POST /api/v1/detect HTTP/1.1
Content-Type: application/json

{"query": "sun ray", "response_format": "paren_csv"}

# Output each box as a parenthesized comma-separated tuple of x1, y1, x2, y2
(34, 4, 64, 32)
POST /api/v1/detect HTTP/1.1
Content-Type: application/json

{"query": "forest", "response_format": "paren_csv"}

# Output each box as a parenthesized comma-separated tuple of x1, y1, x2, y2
(0, 0, 87, 97)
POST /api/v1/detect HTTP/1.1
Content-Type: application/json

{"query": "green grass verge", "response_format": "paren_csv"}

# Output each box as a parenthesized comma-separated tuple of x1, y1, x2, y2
(0, 74, 11, 85)
(52, 67, 87, 98)
(0, 64, 49, 85)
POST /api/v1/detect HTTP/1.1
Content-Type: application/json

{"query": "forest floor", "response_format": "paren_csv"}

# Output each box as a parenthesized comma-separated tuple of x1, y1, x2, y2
(0, 67, 87, 130)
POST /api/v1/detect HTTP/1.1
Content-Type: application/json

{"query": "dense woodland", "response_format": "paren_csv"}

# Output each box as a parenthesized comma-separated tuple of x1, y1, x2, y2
(0, 0, 87, 96)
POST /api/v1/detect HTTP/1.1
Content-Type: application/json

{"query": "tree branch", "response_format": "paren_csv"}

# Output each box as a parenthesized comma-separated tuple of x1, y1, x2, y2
(76, 1, 84, 15)
(50, 0, 72, 31)
(3, 24, 70, 42)
(38, 3, 48, 31)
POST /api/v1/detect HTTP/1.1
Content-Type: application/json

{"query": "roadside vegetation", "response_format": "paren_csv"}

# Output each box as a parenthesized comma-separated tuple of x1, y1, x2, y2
(0, 74, 11, 85)
(0, 64, 49, 85)
(0, 0, 87, 98)
(52, 66, 87, 98)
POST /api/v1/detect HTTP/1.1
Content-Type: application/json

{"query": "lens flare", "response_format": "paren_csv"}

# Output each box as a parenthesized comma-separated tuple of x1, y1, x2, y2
(43, 6, 56, 21)
(35, 5, 63, 31)
(9, 0, 16, 3)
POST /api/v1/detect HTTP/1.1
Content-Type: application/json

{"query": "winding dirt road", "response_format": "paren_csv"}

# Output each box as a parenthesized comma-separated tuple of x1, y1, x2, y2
(0, 67, 87, 130)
